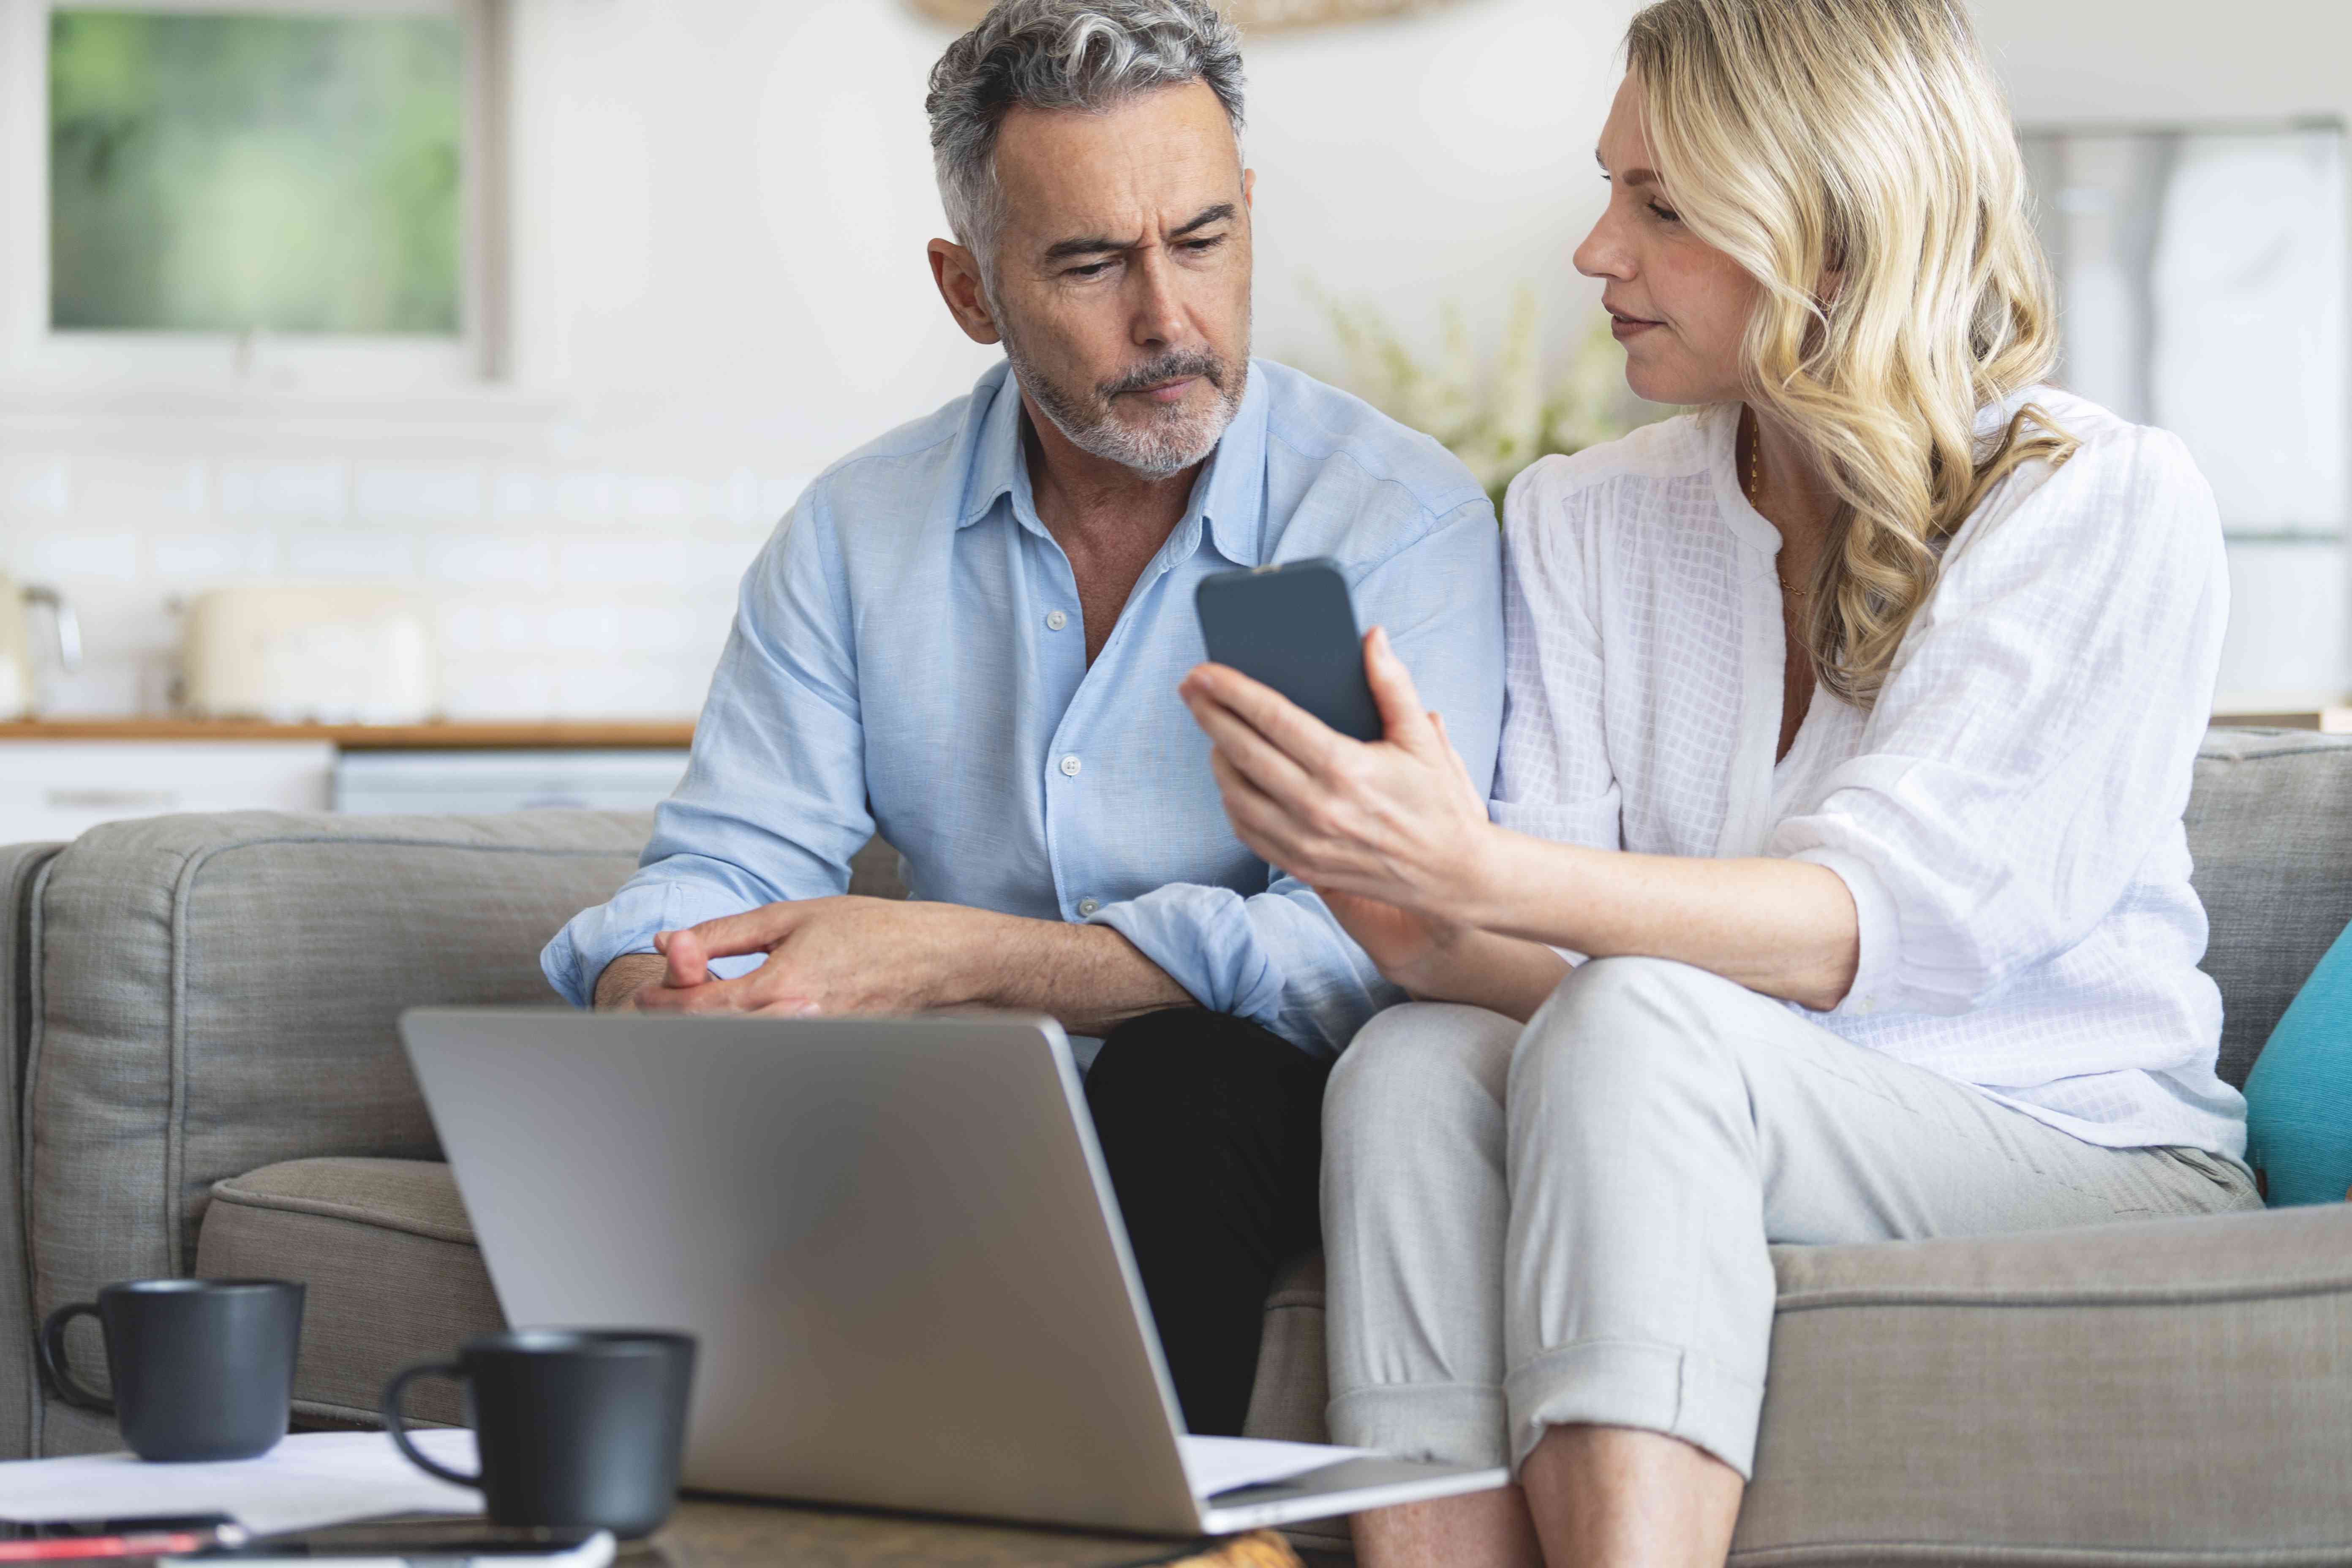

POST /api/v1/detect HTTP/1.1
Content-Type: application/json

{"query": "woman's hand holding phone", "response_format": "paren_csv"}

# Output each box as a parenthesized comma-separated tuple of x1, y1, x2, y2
(1178, 623, 1495, 980)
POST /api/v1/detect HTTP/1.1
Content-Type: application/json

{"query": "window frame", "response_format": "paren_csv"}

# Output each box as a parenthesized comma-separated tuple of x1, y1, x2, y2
(0, 0, 509, 401)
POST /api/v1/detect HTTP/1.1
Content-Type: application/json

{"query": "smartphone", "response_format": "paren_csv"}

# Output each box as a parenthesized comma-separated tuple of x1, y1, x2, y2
(1194, 558, 1382, 742)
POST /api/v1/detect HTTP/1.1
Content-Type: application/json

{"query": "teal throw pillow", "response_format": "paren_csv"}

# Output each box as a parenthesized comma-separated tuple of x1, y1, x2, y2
(2245, 919, 2352, 1206)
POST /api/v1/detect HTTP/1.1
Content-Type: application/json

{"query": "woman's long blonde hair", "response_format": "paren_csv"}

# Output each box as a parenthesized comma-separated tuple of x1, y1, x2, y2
(1625, 0, 2077, 706)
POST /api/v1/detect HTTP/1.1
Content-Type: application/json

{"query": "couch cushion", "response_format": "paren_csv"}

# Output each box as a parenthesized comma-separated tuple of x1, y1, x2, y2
(2189, 729, 2352, 1088)
(0, 841, 63, 1458)
(1735, 1203, 2352, 1560)
(24, 807, 643, 1396)
(1238, 1209, 2352, 1563)
(196, 1157, 504, 1427)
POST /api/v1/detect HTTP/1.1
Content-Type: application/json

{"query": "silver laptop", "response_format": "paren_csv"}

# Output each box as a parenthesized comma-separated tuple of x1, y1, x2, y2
(397, 1008, 1506, 1537)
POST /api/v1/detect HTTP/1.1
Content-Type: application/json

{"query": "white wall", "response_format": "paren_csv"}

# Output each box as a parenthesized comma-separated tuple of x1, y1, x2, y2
(0, 0, 1633, 719)
(2, 0, 2340, 716)
(1973, 0, 2352, 709)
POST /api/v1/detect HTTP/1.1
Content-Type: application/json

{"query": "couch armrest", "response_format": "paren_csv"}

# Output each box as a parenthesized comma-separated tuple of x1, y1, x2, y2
(23, 810, 645, 1377)
(2, 841, 65, 1456)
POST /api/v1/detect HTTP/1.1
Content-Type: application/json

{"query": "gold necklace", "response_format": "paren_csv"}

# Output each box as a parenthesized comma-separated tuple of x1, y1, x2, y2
(1746, 413, 1808, 605)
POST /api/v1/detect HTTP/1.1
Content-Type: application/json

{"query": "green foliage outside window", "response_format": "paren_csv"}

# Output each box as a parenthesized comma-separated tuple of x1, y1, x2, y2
(49, 9, 464, 335)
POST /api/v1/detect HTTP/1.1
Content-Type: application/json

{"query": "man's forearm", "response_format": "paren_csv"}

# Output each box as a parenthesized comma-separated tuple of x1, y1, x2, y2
(593, 953, 669, 1010)
(951, 912, 1195, 1035)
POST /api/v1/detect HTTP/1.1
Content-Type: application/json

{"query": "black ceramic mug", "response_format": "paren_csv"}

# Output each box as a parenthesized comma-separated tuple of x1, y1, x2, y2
(38, 1278, 305, 1462)
(382, 1329, 697, 1539)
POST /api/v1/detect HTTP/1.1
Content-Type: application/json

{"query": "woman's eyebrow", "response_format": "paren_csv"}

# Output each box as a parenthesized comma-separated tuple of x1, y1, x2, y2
(1593, 151, 1658, 188)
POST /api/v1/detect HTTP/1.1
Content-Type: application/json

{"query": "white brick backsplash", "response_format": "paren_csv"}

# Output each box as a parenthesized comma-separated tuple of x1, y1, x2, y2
(552, 656, 703, 716)
(617, 602, 701, 652)
(759, 474, 810, 525)
(356, 466, 486, 522)
(558, 535, 721, 586)
(11, 441, 762, 718)
(720, 468, 761, 527)
(425, 533, 552, 586)
(221, 462, 350, 521)
(20, 532, 139, 580)
(492, 605, 539, 649)
(494, 470, 550, 519)
(623, 476, 693, 521)
(74, 458, 208, 520)
(152, 531, 278, 577)
(2, 455, 70, 514)
(554, 472, 621, 524)
(39, 657, 142, 714)
(441, 658, 558, 718)
(286, 530, 417, 577)
(442, 603, 493, 652)
(544, 604, 621, 651)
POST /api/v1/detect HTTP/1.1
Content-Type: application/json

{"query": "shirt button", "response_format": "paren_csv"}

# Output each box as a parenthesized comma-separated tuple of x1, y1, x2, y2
(1076, 897, 1101, 917)
(1059, 754, 1082, 777)
(1045, 610, 1068, 631)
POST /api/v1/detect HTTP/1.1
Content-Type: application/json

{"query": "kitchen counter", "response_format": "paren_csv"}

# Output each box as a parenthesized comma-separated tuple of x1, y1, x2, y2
(0, 718, 697, 749)
(1, 721, 698, 842)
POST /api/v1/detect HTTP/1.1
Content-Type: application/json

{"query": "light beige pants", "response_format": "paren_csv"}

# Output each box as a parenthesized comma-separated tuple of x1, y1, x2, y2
(1321, 957, 2261, 1479)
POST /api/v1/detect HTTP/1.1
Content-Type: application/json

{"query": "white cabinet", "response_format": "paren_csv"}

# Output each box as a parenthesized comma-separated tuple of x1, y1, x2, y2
(0, 741, 335, 844)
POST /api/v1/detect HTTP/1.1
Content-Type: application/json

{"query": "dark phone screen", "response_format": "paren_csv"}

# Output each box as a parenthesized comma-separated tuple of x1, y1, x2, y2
(1194, 559, 1383, 743)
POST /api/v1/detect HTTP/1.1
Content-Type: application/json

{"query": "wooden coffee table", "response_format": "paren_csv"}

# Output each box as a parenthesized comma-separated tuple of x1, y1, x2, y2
(614, 1498, 1323, 1567)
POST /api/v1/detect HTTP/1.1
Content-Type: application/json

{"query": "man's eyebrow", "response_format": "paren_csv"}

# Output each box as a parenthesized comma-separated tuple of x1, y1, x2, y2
(1043, 232, 1129, 262)
(1040, 202, 1238, 262)
(1169, 202, 1238, 239)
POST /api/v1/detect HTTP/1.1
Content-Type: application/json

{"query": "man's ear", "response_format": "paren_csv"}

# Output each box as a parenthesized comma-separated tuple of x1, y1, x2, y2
(928, 238, 1003, 346)
(1242, 166, 1255, 210)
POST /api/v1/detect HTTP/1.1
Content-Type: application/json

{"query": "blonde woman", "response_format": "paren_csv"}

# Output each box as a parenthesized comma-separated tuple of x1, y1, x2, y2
(1177, 0, 2262, 1563)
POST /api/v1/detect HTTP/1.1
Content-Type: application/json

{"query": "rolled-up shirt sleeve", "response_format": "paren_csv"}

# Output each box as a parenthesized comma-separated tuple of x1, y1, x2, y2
(1089, 497, 1506, 1056)
(1769, 427, 2227, 1018)
(541, 488, 873, 1007)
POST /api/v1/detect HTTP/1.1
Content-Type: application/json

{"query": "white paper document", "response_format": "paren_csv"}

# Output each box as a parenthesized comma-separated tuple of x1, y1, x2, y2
(1179, 1435, 1372, 1499)
(0, 1429, 484, 1535)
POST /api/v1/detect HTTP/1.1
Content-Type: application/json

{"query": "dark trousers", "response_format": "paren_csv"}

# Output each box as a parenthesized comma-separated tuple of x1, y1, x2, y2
(1083, 1007, 1331, 1437)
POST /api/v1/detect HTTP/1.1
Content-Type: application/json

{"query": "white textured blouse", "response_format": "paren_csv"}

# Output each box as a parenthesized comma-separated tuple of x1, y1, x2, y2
(1494, 387, 2247, 1159)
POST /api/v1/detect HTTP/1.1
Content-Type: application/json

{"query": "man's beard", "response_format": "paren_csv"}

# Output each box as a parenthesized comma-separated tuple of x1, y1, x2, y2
(1002, 329, 1248, 480)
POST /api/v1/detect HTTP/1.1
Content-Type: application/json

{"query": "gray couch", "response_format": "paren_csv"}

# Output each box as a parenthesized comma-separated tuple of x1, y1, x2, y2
(5, 729, 2352, 1563)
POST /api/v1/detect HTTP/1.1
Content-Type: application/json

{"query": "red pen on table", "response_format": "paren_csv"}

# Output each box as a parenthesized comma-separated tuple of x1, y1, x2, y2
(0, 1520, 247, 1562)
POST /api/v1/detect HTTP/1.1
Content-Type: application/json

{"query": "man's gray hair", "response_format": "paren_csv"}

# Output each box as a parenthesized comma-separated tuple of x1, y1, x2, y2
(926, 0, 1246, 267)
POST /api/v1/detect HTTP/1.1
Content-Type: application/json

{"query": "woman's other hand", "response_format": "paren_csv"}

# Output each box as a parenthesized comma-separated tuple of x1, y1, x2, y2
(1179, 625, 1496, 927)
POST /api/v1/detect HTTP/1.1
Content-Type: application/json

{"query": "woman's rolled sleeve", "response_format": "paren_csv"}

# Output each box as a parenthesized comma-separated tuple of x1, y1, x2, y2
(1766, 427, 2227, 1018)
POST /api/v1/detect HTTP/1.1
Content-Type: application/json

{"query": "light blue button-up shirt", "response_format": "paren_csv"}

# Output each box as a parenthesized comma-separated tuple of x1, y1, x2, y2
(542, 357, 1503, 1056)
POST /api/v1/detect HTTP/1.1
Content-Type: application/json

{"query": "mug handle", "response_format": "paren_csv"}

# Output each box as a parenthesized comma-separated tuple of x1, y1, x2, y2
(380, 1361, 482, 1487)
(35, 1302, 114, 1415)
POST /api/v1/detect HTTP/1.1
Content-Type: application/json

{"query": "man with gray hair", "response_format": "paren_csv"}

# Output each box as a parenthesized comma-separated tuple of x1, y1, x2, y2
(545, 0, 1503, 1435)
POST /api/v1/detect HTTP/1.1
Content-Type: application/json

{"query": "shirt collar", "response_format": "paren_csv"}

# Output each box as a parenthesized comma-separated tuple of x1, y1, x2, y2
(1193, 362, 1269, 568)
(955, 358, 1271, 569)
(957, 362, 1034, 531)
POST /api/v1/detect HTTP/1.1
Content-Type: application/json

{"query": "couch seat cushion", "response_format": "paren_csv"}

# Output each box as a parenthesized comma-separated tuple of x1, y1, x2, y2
(196, 1157, 504, 1427)
(1250, 1209, 2352, 1563)
(1740, 1203, 2352, 1560)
